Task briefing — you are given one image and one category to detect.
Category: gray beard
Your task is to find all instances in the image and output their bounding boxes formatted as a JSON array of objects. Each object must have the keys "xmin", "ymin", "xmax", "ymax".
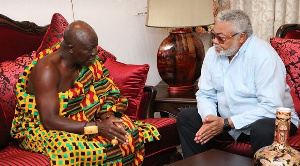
[{"xmin": 214, "ymin": 39, "xmax": 240, "ymax": 57}]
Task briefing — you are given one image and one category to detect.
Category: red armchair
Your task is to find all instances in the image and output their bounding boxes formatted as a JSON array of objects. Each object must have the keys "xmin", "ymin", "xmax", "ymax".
[{"xmin": 0, "ymin": 14, "xmax": 181, "ymax": 166}]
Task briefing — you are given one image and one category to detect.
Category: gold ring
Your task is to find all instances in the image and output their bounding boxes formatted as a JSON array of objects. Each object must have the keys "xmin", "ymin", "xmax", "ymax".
[{"xmin": 111, "ymin": 136, "xmax": 118, "ymax": 146}]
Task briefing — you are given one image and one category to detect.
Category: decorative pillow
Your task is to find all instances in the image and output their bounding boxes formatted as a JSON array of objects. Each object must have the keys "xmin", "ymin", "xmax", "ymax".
[
  {"xmin": 104, "ymin": 58, "xmax": 149, "ymax": 120},
  {"xmin": 97, "ymin": 46, "xmax": 117, "ymax": 62},
  {"xmin": 270, "ymin": 37, "xmax": 300, "ymax": 115},
  {"xmin": 36, "ymin": 13, "xmax": 69, "ymax": 54},
  {"xmin": 0, "ymin": 52, "xmax": 37, "ymax": 129}
]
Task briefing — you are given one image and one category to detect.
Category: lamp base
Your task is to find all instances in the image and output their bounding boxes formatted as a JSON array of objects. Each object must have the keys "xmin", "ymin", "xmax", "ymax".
[
  {"xmin": 168, "ymin": 84, "xmax": 196, "ymax": 92},
  {"xmin": 157, "ymin": 29, "xmax": 205, "ymax": 91}
]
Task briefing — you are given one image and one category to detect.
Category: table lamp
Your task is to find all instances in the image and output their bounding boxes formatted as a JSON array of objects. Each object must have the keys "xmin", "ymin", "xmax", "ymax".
[{"xmin": 146, "ymin": 0, "xmax": 214, "ymax": 92}]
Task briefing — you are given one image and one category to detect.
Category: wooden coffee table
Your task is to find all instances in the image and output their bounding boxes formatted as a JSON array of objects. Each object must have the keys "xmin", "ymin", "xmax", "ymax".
[{"xmin": 167, "ymin": 149, "xmax": 253, "ymax": 166}]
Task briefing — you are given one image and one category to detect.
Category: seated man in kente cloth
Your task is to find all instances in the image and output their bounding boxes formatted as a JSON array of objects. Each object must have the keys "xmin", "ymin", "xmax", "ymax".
[{"xmin": 10, "ymin": 20, "xmax": 160, "ymax": 166}]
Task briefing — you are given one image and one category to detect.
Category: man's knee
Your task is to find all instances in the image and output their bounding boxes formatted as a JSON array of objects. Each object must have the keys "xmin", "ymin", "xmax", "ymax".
[
  {"xmin": 177, "ymin": 107, "xmax": 202, "ymax": 133},
  {"xmin": 250, "ymin": 118, "xmax": 275, "ymax": 152},
  {"xmin": 250, "ymin": 118, "xmax": 275, "ymax": 137},
  {"xmin": 177, "ymin": 107, "xmax": 199, "ymax": 125}
]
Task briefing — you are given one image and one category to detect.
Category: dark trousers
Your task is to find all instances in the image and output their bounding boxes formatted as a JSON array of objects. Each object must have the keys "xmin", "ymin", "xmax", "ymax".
[{"xmin": 176, "ymin": 107, "xmax": 298, "ymax": 158}]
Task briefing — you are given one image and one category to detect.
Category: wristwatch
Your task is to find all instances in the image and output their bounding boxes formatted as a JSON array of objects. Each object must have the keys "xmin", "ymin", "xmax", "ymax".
[{"xmin": 223, "ymin": 118, "xmax": 231, "ymax": 131}]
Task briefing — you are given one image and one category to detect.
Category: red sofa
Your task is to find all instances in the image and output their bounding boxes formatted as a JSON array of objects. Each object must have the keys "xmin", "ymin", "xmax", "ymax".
[
  {"xmin": 0, "ymin": 14, "xmax": 182, "ymax": 166},
  {"xmin": 210, "ymin": 24, "xmax": 300, "ymax": 157}
]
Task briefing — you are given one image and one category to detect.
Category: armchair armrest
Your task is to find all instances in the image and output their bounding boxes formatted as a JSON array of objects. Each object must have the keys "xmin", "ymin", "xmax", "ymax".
[
  {"xmin": 143, "ymin": 85, "xmax": 157, "ymax": 119},
  {"xmin": 136, "ymin": 85, "xmax": 157, "ymax": 120},
  {"xmin": 138, "ymin": 85, "xmax": 182, "ymax": 119}
]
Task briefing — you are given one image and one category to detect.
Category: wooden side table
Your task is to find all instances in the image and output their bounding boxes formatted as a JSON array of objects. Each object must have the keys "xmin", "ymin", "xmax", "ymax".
[{"xmin": 154, "ymin": 81, "xmax": 197, "ymax": 117}]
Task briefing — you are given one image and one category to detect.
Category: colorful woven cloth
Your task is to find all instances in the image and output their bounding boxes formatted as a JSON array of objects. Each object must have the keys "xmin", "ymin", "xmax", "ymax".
[{"xmin": 11, "ymin": 44, "xmax": 160, "ymax": 166}]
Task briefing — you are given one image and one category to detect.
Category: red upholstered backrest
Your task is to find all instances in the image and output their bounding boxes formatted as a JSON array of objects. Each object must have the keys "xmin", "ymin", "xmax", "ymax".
[
  {"xmin": 276, "ymin": 24, "xmax": 300, "ymax": 39},
  {"xmin": 0, "ymin": 27, "xmax": 44, "ymax": 62},
  {"xmin": 284, "ymin": 30, "xmax": 300, "ymax": 39},
  {"xmin": 0, "ymin": 14, "xmax": 48, "ymax": 63}
]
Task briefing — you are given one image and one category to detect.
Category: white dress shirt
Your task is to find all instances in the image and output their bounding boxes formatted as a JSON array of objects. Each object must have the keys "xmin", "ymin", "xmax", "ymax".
[{"xmin": 196, "ymin": 35, "xmax": 299, "ymax": 140}]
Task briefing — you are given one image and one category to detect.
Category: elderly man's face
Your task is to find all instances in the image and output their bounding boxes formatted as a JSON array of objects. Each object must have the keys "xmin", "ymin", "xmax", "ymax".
[
  {"xmin": 211, "ymin": 21, "xmax": 242, "ymax": 57},
  {"xmin": 72, "ymin": 31, "xmax": 98, "ymax": 67}
]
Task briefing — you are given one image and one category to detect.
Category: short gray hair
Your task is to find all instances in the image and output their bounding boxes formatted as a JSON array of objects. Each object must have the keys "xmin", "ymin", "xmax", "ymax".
[{"xmin": 216, "ymin": 9, "xmax": 253, "ymax": 37}]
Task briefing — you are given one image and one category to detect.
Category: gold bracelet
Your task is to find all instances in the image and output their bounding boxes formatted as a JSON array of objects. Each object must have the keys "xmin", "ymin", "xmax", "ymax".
[{"xmin": 84, "ymin": 121, "xmax": 98, "ymax": 134}]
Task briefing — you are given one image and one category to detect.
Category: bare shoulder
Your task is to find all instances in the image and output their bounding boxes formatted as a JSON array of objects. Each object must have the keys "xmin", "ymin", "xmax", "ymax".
[{"xmin": 26, "ymin": 52, "xmax": 60, "ymax": 94}]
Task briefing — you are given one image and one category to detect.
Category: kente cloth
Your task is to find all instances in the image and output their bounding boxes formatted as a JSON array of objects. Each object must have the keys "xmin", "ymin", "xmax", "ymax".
[{"xmin": 10, "ymin": 43, "xmax": 161, "ymax": 166}]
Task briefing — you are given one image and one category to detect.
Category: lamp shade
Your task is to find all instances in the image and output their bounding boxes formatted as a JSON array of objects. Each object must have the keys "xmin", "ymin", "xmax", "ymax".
[{"xmin": 146, "ymin": 0, "xmax": 214, "ymax": 28}]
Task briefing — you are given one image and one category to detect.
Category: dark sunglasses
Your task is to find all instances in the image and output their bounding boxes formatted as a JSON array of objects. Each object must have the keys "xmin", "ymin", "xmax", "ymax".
[{"xmin": 209, "ymin": 31, "xmax": 239, "ymax": 44}]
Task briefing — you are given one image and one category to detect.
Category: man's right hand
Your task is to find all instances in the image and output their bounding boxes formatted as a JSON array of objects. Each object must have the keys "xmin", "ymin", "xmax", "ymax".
[
  {"xmin": 98, "ymin": 117, "xmax": 129, "ymax": 145},
  {"xmin": 194, "ymin": 115, "xmax": 224, "ymax": 145}
]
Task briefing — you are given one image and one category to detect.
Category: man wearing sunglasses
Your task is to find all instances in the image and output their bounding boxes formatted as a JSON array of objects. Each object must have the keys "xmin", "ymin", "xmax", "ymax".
[{"xmin": 177, "ymin": 9, "xmax": 299, "ymax": 158}]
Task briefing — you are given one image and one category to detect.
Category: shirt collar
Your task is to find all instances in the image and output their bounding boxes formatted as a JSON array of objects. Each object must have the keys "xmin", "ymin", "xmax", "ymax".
[{"xmin": 237, "ymin": 34, "xmax": 254, "ymax": 55}]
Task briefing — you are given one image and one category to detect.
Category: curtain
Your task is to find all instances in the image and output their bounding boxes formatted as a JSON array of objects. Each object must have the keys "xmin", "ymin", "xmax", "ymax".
[{"xmin": 216, "ymin": 0, "xmax": 300, "ymax": 41}]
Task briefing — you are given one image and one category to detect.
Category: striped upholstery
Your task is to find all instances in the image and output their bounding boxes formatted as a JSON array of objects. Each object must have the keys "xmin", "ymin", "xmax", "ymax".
[
  {"xmin": 211, "ymin": 132, "xmax": 300, "ymax": 158},
  {"xmin": 0, "ymin": 144, "xmax": 50, "ymax": 166},
  {"xmin": 141, "ymin": 118, "xmax": 180, "ymax": 166},
  {"xmin": 142, "ymin": 118, "xmax": 176, "ymax": 129},
  {"xmin": 211, "ymin": 139, "xmax": 253, "ymax": 158},
  {"xmin": 141, "ymin": 118, "xmax": 179, "ymax": 157}
]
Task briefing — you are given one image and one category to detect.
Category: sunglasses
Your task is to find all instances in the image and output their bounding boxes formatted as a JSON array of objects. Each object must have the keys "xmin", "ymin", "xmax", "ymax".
[{"xmin": 209, "ymin": 31, "xmax": 239, "ymax": 44}]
